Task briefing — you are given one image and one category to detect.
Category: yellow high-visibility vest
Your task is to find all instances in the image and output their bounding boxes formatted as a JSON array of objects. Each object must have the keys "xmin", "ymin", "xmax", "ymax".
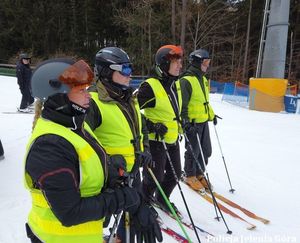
[
  {"xmin": 143, "ymin": 78, "xmax": 182, "ymax": 144},
  {"xmin": 183, "ymin": 75, "xmax": 215, "ymax": 123},
  {"xmin": 24, "ymin": 118, "xmax": 105, "ymax": 243},
  {"xmin": 90, "ymin": 92, "xmax": 143, "ymax": 172}
]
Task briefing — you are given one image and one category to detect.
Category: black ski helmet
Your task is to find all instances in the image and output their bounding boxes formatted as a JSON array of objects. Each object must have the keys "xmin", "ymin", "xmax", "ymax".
[
  {"xmin": 20, "ymin": 53, "xmax": 31, "ymax": 60},
  {"xmin": 155, "ymin": 45, "xmax": 183, "ymax": 77},
  {"xmin": 94, "ymin": 47, "xmax": 132, "ymax": 80},
  {"xmin": 188, "ymin": 49, "xmax": 210, "ymax": 67},
  {"xmin": 31, "ymin": 58, "xmax": 93, "ymax": 101}
]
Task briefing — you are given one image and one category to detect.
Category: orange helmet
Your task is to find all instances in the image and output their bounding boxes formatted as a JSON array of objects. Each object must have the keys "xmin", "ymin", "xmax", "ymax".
[{"xmin": 155, "ymin": 45, "xmax": 183, "ymax": 76}]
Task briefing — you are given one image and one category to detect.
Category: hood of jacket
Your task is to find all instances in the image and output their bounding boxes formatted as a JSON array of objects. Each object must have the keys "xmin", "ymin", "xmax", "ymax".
[{"xmin": 94, "ymin": 79, "xmax": 133, "ymax": 104}]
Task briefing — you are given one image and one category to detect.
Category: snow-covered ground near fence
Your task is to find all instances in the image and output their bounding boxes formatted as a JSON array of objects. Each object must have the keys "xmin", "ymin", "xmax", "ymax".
[{"xmin": 1, "ymin": 75, "xmax": 300, "ymax": 243}]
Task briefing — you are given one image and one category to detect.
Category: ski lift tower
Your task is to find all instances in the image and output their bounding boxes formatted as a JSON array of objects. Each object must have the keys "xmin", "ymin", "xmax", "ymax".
[{"xmin": 256, "ymin": 0, "xmax": 290, "ymax": 78}]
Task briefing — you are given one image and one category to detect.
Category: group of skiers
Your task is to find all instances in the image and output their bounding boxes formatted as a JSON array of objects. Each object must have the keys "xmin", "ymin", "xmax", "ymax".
[{"xmin": 24, "ymin": 44, "xmax": 217, "ymax": 243}]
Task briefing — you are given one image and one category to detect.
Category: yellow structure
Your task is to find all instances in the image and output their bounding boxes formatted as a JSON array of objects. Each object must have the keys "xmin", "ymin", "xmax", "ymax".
[{"xmin": 249, "ymin": 78, "xmax": 288, "ymax": 112}]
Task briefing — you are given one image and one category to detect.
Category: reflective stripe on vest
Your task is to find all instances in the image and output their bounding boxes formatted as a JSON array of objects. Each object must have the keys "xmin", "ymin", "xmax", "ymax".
[
  {"xmin": 143, "ymin": 78, "xmax": 182, "ymax": 144},
  {"xmin": 24, "ymin": 118, "xmax": 105, "ymax": 243},
  {"xmin": 184, "ymin": 75, "xmax": 215, "ymax": 123},
  {"xmin": 90, "ymin": 92, "xmax": 143, "ymax": 172}
]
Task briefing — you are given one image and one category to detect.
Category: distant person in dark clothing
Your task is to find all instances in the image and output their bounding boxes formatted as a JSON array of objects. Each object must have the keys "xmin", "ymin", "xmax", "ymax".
[
  {"xmin": 16, "ymin": 53, "xmax": 34, "ymax": 112},
  {"xmin": 0, "ymin": 139, "xmax": 4, "ymax": 160}
]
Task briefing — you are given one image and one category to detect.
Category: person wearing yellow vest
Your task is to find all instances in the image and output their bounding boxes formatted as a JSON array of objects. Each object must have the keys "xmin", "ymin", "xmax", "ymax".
[
  {"xmin": 24, "ymin": 58, "xmax": 142, "ymax": 243},
  {"xmin": 85, "ymin": 47, "xmax": 162, "ymax": 243},
  {"xmin": 180, "ymin": 49, "xmax": 218, "ymax": 191},
  {"xmin": 137, "ymin": 45, "xmax": 183, "ymax": 215}
]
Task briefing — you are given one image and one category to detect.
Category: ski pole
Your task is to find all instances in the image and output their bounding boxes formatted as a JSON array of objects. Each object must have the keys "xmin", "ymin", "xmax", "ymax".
[
  {"xmin": 183, "ymin": 132, "xmax": 220, "ymax": 221},
  {"xmin": 108, "ymin": 211, "xmax": 124, "ymax": 243},
  {"xmin": 184, "ymin": 132, "xmax": 232, "ymax": 234},
  {"xmin": 195, "ymin": 132, "xmax": 232, "ymax": 234},
  {"xmin": 147, "ymin": 167, "xmax": 193, "ymax": 243},
  {"xmin": 161, "ymin": 139, "xmax": 202, "ymax": 243},
  {"xmin": 125, "ymin": 156, "xmax": 142, "ymax": 243},
  {"xmin": 213, "ymin": 124, "xmax": 235, "ymax": 193},
  {"xmin": 108, "ymin": 171, "xmax": 135, "ymax": 243},
  {"xmin": 125, "ymin": 195, "xmax": 131, "ymax": 243},
  {"xmin": 194, "ymin": 132, "xmax": 220, "ymax": 219}
]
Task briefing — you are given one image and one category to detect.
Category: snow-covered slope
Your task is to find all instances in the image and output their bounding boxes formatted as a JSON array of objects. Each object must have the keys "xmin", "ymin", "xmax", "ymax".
[{"xmin": 1, "ymin": 75, "xmax": 300, "ymax": 242}]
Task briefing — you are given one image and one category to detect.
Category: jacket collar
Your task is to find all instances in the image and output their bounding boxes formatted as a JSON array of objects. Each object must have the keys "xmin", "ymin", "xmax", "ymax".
[
  {"xmin": 42, "ymin": 94, "xmax": 85, "ymax": 131},
  {"xmin": 95, "ymin": 80, "xmax": 133, "ymax": 104},
  {"xmin": 181, "ymin": 65, "xmax": 204, "ymax": 79}
]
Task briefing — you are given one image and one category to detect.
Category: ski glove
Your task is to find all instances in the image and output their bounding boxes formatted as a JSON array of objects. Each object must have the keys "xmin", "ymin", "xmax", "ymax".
[
  {"xmin": 146, "ymin": 120, "xmax": 168, "ymax": 138},
  {"xmin": 153, "ymin": 122, "xmax": 168, "ymax": 137},
  {"xmin": 213, "ymin": 116, "xmax": 218, "ymax": 125},
  {"xmin": 212, "ymin": 114, "xmax": 222, "ymax": 126},
  {"xmin": 131, "ymin": 203, "xmax": 163, "ymax": 243},
  {"xmin": 182, "ymin": 119, "xmax": 195, "ymax": 133},
  {"xmin": 107, "ymin": 154, "xmax": 127, "ymax": 188},
  {"xmin": 102, "ymin": 187, "xmax": 141, "ymax": 216},
  {"xmin": 136, "ymin": 151, "xmax": 155, "ymax": 168}
]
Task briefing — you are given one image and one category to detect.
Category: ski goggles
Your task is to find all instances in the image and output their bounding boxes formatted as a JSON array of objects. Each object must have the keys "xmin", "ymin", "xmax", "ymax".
[
  {"xmin": 109, "ymin": 63, "xmax": 133, "ymax": 77},
  {"xmin": 59, "ymin": 60, "xmax": 94, "ymax": 87}
]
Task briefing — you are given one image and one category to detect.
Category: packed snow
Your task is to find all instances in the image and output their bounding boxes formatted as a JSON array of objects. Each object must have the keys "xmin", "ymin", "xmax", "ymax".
[{"xmin": 0, "ymin": 75, "xmax": 300, "ymax": 243}]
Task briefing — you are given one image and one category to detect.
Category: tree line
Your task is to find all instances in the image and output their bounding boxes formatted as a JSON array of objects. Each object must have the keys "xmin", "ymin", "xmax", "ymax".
[{"xmin": 0, "ymin": 0, "xmax": 299, "ymax": 85}]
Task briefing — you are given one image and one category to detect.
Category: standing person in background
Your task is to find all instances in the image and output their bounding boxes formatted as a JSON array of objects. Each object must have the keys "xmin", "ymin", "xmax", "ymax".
[
  {"xmin": 137, "ymin": 45, "xmax": 183, "ymax": 214},
  {"xmin": 85, "ymin": 47, "xmax": 162, "ymax": 243},
  {"xmin": 0, "ymin": 139, "xmax": 4, "ymax": 160},
  {"xmin": 180, "ymin": 49, "xmax": 217, "ymax": 191},
  {"xmin": 16, "ymin": 53, "xmax": 34, "ymax": 112},
  {"xmin": 24, "ymin": 58, "xmax": 144, "ymax": 243}
]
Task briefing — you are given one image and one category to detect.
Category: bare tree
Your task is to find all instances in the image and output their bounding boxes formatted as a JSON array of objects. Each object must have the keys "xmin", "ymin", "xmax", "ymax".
[
  {"xmin": 172, "ymin": 0, "xmax": 176, "ymax": 42},
  {"xmin": 180, "ymin": 0, "xmax": 187, "ymax": 48},
  {"xmin": 242, "ymin": 0, "xmax": 252, "ymax": 82}
]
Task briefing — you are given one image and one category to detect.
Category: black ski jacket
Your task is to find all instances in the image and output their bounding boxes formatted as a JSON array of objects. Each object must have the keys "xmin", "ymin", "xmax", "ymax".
[
  {"xmin": 16, "ymin": 61, "xmax": 32, "ymax": 90},
  {"xmin": 25, "ymin": 94, "xmax": 120, "ymax": 227}
]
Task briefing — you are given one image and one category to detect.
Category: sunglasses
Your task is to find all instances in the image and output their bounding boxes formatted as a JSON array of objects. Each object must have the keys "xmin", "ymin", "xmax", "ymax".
[{"xmin": 109, "ymin": 63, "xmax": 133, "ymax": 77}]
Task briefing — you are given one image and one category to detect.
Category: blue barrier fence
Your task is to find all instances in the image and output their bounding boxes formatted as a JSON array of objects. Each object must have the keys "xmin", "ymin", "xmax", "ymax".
[
  {"xmin": 210, "ymin": 80, "xmax": 226, "ymax": 93},
  {"xmin": 221, "ymin": 82, "xmax": 249, "ymax": 107}
]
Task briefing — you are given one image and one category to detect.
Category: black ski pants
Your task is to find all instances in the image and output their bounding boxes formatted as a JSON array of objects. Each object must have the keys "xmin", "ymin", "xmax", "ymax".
[
  {"xmin": 141, "ymin": 140, "xmax": 181, "ymax": 203},
  {"xmin": 19, "ymin": 86, "xmax": 34, "ymax": 109},
  {"xmin": 184, "ymin": 121, "xmax": 212, "ymax": 177}
]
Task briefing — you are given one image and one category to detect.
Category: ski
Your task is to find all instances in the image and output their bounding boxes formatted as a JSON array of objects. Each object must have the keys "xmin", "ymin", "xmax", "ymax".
[
  {"xmin": 2, "ymin": 112, "xmax": 34, "ymax": 114},
  {"xmin": 2, "ymin": 110, "xmax": 34, "ymax": 114},
  {"xmin": 207, "ymin": 190, "xmax": 270, "ymax": 224},
  {"xmin": 157, "ymin": 215, "xmax": 189, "ymax": 243},
  {"xmin": 198, "ymin": 191, "xmax": 256, "ymax": 230},
  {"xmin": 181, "ymin": 180, "xmax": 256, "ymax": 230},
  {"xmin": 152, "ymin": 202, "xmax": 215, "ymax": 238}
]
